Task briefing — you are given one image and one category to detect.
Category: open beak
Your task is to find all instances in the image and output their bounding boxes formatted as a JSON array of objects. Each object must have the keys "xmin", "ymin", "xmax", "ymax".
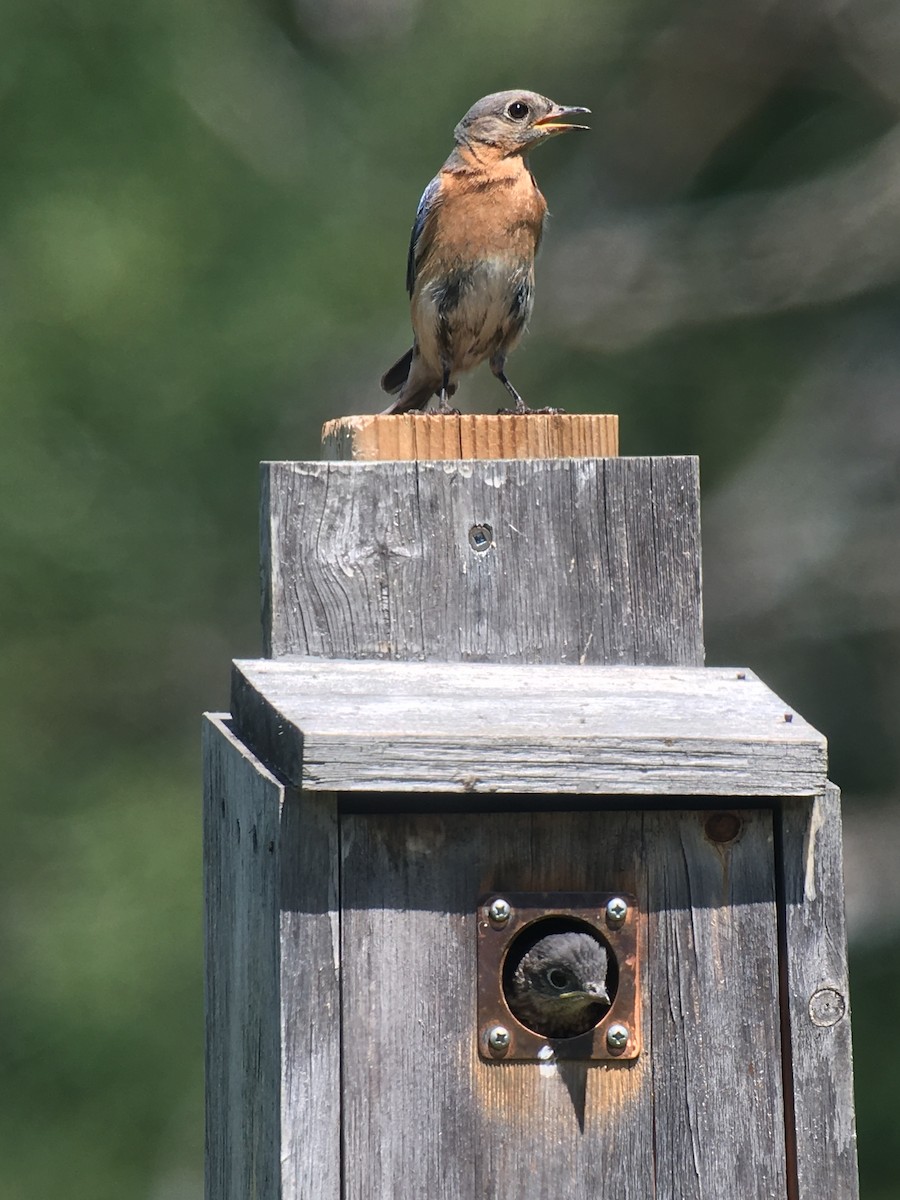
[{"xmin": 533, "ymin": 104, "xmax": 591, "ymax": 134}]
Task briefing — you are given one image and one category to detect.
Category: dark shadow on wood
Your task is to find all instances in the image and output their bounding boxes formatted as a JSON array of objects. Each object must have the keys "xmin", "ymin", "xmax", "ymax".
[
  {"xmin": 773, "ymin": 799, "xmax": 801, "ymax": 1200},
  {"xmin": 338, "ymin": 802, "xmax": 779, "ymax": 912},
  {"xmin": 339, "ymin": 791, "xmax": 777, "ymax": 817},
  {"xmin": 556, "ymin": 1061, "xmax": 588, "ymax": 1132}
]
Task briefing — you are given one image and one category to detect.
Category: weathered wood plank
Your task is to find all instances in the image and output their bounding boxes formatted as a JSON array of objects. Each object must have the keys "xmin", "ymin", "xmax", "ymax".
[
  {"xmin": 203, "ymin": 714, "xmax": 282, "ymax": 1200},
  {"xmin": 230, "ymin": 659, "xmax": 828, "ymax": 797},
  {"xmin": 202, "ymin": 714, "xmax": 341, "ymax": 1200},
  {"xmin": 340, "ymin": 807, "xmax": 785, "ymax": 1200},
  {"xmin": 341, "ymin": 809, "xmax": 652, "ymax": 1200},
  {"xmin": 278, "ymin": 786, "xmax": 341, "ymax": 1200},
  {"xmin": 321, "ymin": 412, "xmax": 619, "ymax": 461},
  {"xmin": 647, "ymin": 808, "xmax": 787, "ymax": 1199},
  {"xmin": 261, "ymin": 456, "xmax": 704, "ymax": 665},
  {"xmin": 779, "ymin": 786, "xmax": 859, "ymax": 1199}
]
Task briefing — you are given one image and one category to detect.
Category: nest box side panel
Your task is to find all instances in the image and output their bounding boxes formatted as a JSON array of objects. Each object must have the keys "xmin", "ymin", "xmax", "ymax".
[
  {"xmin": 261, "ymin": 456, "xmax": 703, "ymax": 666},
  {"xmin": 339, "ymin": 807, "xmax": 786, "ymax": 1200},
  {"xmin": 203, "ymin": 715, "xmax": 282, "ymax": 1200},
  {"xmin": 781, "ymin": 786, "xmax": 859, "ymax": 1199},
  {"xmin": 202, "ymin": 715, "xmax": 341, "ymax": 1200}
]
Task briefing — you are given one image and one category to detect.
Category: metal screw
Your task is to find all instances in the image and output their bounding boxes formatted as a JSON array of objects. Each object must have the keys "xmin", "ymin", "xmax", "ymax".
[
  {"xmin": 468, "ymin": 523, "xmax": 493, "ymax": 552},
  {"xmin": 487, "ymin": 1025, "xmax": 511, "ymax": 1055},
  {"xmin": 606, "ymin": 896, "xmax": 628, "ymax": 926},
  {"xmin": 606, "ymin": 1023, "xmax": 629, "ymax": 1051},
  {"xmin": 487, "ymin": 898, "xmax": 511, "ymax": 925}
]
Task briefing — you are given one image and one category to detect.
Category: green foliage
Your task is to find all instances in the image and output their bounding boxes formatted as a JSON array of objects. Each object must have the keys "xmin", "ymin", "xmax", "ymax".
[{"xmin": 2, "ymin": 0, "xmax": 898, "ymax": 1195}]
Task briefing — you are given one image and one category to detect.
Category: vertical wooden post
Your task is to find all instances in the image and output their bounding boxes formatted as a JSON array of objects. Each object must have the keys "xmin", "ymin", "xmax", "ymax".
[
  {"xmin": 204, "ymin": 413, "xmax": 858, "ymax": 1200},
  {"xmin": 263, "ymin": 414, "xmax": 702, "ymax": 665}
]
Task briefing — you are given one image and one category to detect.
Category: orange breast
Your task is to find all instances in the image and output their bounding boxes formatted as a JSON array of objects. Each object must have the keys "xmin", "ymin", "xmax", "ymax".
[{"xmin": 429, "ymin": 162, "xmax": 547, "ymax": 268}]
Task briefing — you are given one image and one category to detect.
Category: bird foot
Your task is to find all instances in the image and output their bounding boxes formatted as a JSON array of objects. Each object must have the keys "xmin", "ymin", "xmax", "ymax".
[
  {"xmin": 496, "ymin": 405, "xmax": 567, "ymax": 415},
  {"xmin": 434, "ymin": 389, "xmax": 460, "ymax": 415}
]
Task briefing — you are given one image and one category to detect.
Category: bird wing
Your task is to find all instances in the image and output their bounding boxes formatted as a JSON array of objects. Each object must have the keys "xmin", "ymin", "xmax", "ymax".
[{"xmin": 406, "ymin": 175, "xmax": 442, "ymax": 297}]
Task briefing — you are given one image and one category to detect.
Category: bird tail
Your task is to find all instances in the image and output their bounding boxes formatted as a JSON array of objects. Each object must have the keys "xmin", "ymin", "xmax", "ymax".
[
  {"xmin": 381, "ymin": 385, "xmax": 437, "ymax": 415},
  {"xmin": 381, "ymin": 348, "xmax": 413, "ymax": 395},
  {"xmin": 380, "ymin": 346, "xmax": 442, "ymax": 413}
]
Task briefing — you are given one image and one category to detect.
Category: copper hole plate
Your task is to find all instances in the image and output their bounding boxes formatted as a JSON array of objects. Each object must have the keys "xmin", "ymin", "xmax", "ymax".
[{"xmin": 477, "ymin": 891, "xmax": 642, "ymax": 1063}]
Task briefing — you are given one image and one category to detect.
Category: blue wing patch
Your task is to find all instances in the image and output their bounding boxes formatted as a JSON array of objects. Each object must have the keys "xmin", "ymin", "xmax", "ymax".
[{"xmin": 406, "ymin": 176, "xmax": 441, "ymax": 296}]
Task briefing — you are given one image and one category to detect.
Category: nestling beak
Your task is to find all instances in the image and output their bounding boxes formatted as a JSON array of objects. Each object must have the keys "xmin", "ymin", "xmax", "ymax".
[
  {"xmin": 533, "ymin": 104, "xmax": 591, "ymax": 134},
  {"xmin": 559, "ymin": 982, "xmax": 610, "ymax": 1005},
  {"xmin": 586, "ymin": 981, "xmax": 610, "ymax": 1003}
]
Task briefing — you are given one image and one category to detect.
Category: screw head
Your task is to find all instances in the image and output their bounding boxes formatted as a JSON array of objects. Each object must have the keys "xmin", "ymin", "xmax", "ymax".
[
  {"xmin": 468, "ymin": 523, "xmax": 493, "ymax": 552},
  {"xmin": 487, "ymin": 1025, "xmax": 511, "ymax": 1055},
  {"xmin": 606, "ymin": 896, "xmax": 628, "ymax": 926},
  {"xmin": 487, "ymin": 898, "xmax": 511, "ymax": 925},
  {"xmin": 606, "ymin": 1023, "xmax": 629, "ymax": 1052}
]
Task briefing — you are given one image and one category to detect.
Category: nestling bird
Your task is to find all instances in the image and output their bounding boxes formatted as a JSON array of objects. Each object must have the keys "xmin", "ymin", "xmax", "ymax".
[
  {"xmin": 507, "ymin": 930, "xmax": 610, "ymax": 1038},
  {"xmin": 381, "ymin": 90, "xmax": 589, "ymax": 416}
]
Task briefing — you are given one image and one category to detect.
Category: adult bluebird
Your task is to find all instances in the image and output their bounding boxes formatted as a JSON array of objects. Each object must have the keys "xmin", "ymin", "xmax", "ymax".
[{"xmin": 381, "ymin": 90, "xmax": 589, "ymax": 415}]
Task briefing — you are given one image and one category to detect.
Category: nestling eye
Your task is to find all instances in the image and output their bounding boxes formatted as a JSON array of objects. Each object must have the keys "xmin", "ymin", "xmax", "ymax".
[
  {"xmin": 507, "ymin": 100, "xmax": 530, "ymax": 120},
  {"xmin": 546, "ymin": 967, "xmax": 570, "ymax": 990}
]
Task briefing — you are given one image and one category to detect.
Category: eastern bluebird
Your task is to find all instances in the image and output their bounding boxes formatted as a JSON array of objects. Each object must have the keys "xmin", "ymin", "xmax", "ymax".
[
  {"xmin": 506, "ymin": 930, "xmax": 610, "ymax": 1038},
  {"xmin": 381, "ymin": 90, "xmax": 589, "ymax": 415}
]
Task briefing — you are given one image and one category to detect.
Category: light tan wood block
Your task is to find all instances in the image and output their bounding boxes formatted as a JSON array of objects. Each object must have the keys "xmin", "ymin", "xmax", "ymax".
[{"xmin": 321, "ymin": 413, "xmax": 618, "ymax": 461}]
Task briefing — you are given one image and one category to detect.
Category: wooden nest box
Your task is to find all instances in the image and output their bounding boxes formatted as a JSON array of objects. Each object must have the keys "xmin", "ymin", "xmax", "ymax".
[{"xmin": 203, "ymin": 413, "xmax": 858, "ymax": 1200}]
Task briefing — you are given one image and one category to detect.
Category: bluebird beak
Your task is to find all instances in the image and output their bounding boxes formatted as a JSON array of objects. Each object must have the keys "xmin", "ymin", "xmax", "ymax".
[
  {"xmin": 559, "ymin": 982, "xmax": 610, "ymax": 1005},
  {"xmin": 583, "ymin": 981, "xmax": 610, "ymax": 1004},
  {"xmin": 533, "ymin": 104, "xmax": 591, "ymax": 134}
]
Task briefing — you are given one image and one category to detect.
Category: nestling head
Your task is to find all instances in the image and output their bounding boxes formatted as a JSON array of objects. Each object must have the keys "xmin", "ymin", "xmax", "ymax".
[
  {"xmin": 507, "ymin": 929, "xmax": 610, "ymax": 1037},
  {"xmin": 454, "ymin": 90, "xmax": 590, "ymax": 156}
]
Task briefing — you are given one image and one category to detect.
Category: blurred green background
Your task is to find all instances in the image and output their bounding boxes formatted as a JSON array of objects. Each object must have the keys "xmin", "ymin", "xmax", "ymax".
[{"xmin": 3, "ymin": 0, "xmax": 899, "ymax": 1195}]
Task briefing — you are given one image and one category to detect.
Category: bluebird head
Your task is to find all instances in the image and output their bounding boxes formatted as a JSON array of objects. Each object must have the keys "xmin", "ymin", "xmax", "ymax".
[
  {"xmin": 507, "ymin": 929, "xmax": 610, "ymax": 1038},
  {"xmin": 454, "ymin": 90, "xmax": 590, "ymax": 156}
]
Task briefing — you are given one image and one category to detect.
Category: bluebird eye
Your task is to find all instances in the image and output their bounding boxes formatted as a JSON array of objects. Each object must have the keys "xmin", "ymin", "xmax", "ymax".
[
  {"xmin": 547, "ymin": 967, "xmax": 570, "ymax": 990},
  {"xmin": 507, "ymin": 101, "xmax": 529, "ymax": 120}
]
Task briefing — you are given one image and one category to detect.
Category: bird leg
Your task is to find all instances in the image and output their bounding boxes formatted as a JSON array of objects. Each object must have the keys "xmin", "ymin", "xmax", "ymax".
[
  {"xmin": 491, "ymin": 356, "xmax": 565, "ymax": 415},
  {"xmin": 435, "ymin": 367, "xmax": 460, "ymax": 415}
]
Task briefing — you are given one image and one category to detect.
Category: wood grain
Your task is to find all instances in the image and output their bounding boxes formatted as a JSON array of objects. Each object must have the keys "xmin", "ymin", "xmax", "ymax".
[
  {"xmin": 779, "ymin": 786, "xmax": 859, "ymax": 1199},
  {"xmin": 340, "ymin": 807, "xmax": 784, "ymax": 1200},
  {"xmin": 261, "ymin": 456, "xmax": 703, "ymax": 664},
  {"xmin": 230, "ymin": 659, "xmax": 828, "ymax": 797},
  {"xmin": 278, "ymin": 784, "xmax": 341, "ymax": 1200},
  {"xmin": 202, "ymin": 714, "xmax": 341, "ymax": 1200},
  {"xmin": 646, "ymin": 808, "xmax": 787, "ymax": 1199},
  {"xmin": 321, "ymin": 412, "xmax": 619, "ymax": 461},
  {"xmin": 203, "ymin": 714, "xmax": 282, "ymax": 1200}
]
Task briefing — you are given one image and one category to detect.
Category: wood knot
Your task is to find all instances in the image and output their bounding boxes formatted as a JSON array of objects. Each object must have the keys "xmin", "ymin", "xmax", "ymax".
[
  {"xmin": 704, "ymin": 812, "xmax": 742, "ymax": 845},
  {"xmin": 808, "ymin": 987, "xmax": 846, "ymax": 1027}
]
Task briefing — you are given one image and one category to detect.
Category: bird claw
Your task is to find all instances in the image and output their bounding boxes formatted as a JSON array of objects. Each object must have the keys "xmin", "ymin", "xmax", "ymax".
[
  {"xmin": 496, "ymin": 405, "xmax": 567, "ymax": 416},
  {"xmin": 434, "ymin": 389, "xmax": 460, "ymax": 415}
]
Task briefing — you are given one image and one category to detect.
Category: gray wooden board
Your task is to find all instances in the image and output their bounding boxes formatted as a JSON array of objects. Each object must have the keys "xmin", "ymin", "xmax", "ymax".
[
  {"xmin": 261, "ymin": 456, "xmax": 704, "ymax": 666},
  {"xmin": 340, "ymin": 807, "xmax": 786, "ymax": 1200},
  {"xmin": 780, "ymin": 787, "xmax": 859, "ymax": 1198},
  {"xmin": 646, "ymin": 808, "xmax": 787, "ymax": 1199},
  {"xmin": 203, "ymin": 714, "xmax": 282, "ymax": 1200},
  {"xmin": 230, "ymin": 658, "xmax": 827, "ymax": 797},
  {"xmin": 202, "ymin": 714, "xmax": 341, "ymax": 1200},
  {"xmin": 278, "ymin": 785, "xmax": 341, "ymax": 1200}
]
